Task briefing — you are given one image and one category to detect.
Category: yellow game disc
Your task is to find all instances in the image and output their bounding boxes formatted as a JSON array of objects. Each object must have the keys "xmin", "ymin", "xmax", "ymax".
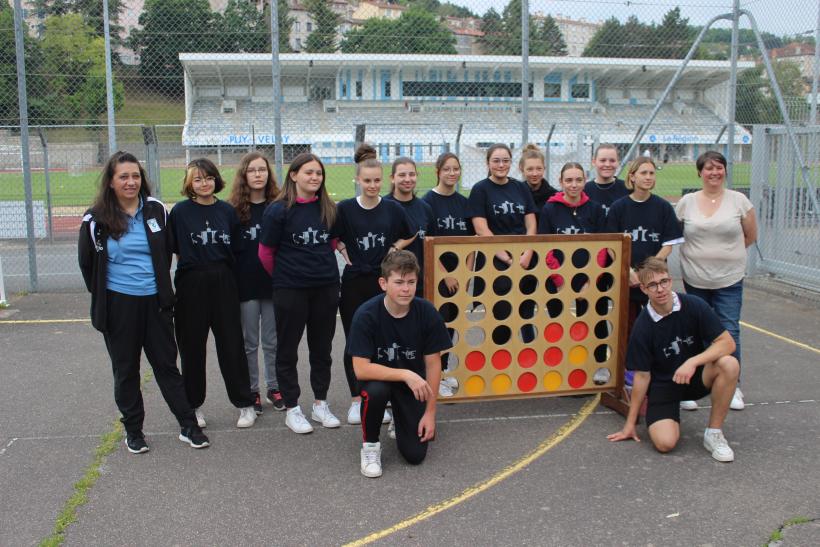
[
  {"xmin": 568, "ymin": 345, "xmax": 589, "ymax": 365},
  {"xmin": 543, "ymin": 371, "xmax": 562, "ymax": 391},
  {"xmin": 491, "ymin": 374, "xmax": 512, "ymax": 394},
  {"xmin": 464, "ymin": 375, "xmax": 486, "ymax": 396}
]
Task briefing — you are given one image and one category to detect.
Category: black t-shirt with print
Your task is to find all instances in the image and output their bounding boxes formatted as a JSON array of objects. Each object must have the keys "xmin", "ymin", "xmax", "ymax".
[
  {"xmin": 606, "ymin": 194, "xmax": 683, "ymax": 303},
  {"xmin": 235, "ymin": 202, "xmax": 272, "ymax": 301},
  {"xmin": 169, "ymin": 199, "xmax": 243, "ymax": 270},
  {"xmin": 467, "ymin": 177, "xmax": 537, "ymax": 235},
  {"xmin": 260, "ymin": 199, "xmax": 339, "ymax": 289},
  {"xmin": 384, "ymin": 194, "xmax": 435, "ymax": 293},
  {"xmin": 529, "ymin": 178, "xmax": 558, "ymax": 222},
  {"xmin": 422, "ymin": 189, "xmax": 475, "ymax": 273},
  {"xmin": 335, "ymin": 198, "xmax": 413, "ymax": 280},
  {"xmin": 627, "ymin": 293, "xmax": 725, "ymax": 388},
  {"xmin": 537, "ymin": 200, "xmax": 605, "ymax": 235},
  {"xmin": 347, "ymin": 294, "xmax": 452, "ymax": 378},
  {"xmin": 584, "ymin": 178, "xmax": 629, "ymax": 216}
]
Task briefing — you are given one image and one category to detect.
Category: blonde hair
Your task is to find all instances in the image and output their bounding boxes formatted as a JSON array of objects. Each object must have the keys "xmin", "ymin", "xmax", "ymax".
[
  {"xmin": 518, "ymin": 143, "xmax": 545, "ymax": 172},
  {"xmin": 625, "ymin": 157, "xmax": 657, "ymax": 192},
  {"xmin": 636, "ymin": 256, "xmax": 669, "ymax": 285}
]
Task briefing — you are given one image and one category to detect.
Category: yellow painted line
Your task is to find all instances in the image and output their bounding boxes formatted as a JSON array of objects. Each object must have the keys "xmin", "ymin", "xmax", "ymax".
[
  {"xmin": 344, "ymin": 394, "xmax": 600, "ymax": 547},
  {"xmin": 0, "ymin": 318, "xmax": 89, "ymax": 324},
  {"xmin": 741, "ymin": 321, "xmax": 820, "ymax": 356}
]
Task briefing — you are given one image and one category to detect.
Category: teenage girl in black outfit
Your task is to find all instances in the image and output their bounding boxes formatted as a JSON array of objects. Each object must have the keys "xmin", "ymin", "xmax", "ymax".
[
  {"xmin": 79, "ymin": 151, "xmax": 208, "ymax": 453},
  {"xmin": 169, "ymin": 158, "xmax": 256, "ymax": 430},
  {"xmin": 336, "ymin": 144, "xmax": 413, "ymax": 425}
]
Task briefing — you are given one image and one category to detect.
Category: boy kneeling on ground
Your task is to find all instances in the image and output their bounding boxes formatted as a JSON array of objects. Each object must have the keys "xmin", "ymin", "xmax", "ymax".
[
  {"xmin": 348, "ymin": 250, "xmax": 452, "ymax": 477},
  {"xmin": 608, "ymin": 257, "xmax": 740, "ymax": 462}
]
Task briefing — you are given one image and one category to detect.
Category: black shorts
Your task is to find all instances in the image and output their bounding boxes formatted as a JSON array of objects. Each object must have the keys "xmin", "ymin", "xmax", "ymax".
[{"xmin": 645, "ymin": 366, "xmax": 711, "ymax": 426}]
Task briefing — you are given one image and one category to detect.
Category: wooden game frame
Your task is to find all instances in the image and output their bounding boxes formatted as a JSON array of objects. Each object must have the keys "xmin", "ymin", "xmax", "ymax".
[{"xmin": 424, "ymin": 234, "xmax": 631, "ymax": 413}]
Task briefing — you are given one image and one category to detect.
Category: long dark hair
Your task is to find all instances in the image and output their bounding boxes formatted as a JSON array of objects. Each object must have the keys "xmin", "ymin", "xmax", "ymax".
[
  {"xmin": 228, "ymin": 152, "xmax": 279, "ymax": 224},
  {"xmin": 91, "ymin": 151, "xmax": 151, "ymax": 239},
  {"xmin": 275, "ymin": 152, "xmax": 336, "ymax": 228}
]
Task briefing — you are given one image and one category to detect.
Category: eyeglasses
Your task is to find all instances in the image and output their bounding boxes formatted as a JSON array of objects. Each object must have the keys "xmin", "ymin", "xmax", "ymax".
[
  {"xmin": 643, "ymin": 278, "xmax": 672, "ymax": 292},
  {"xmin": 490, "ymin": 158, "xmax": 511, "ymax": 165},
  {"xmin": 193, "ymin": 176, "xmax": 216, "ymax": 183},
  {"xmin": 246, "ymin": 167, "xmax": 268, "ymax": 175}
]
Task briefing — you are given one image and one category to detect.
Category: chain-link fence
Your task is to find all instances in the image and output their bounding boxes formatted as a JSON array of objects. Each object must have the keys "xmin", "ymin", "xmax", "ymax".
[{"xmin": 1, "ymin": 0, "xmax": 818, "ymax": 293}]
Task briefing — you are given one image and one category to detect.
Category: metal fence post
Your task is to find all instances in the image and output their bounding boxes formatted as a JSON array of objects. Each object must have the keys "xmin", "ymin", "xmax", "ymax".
[
  {"xmin": 811, "ymin": 2, "xmax": 820, "ymax": 125},
  {"xmin": 725, "ymin": 0, "xmax": 740, "ymax": 188},
  {"xmin": 102, "ymin": 0, "xmax": 117, "ymax": 154},
  {"xmin": 270, "ymin": 0, "xmax": 284, "ymax": 183},
  {"xmin": 142, "ymin": 125, "xmax": 160, "ymax": 198},
  {"xmin": 521, "ymin": 0, "xmax": 529, "ymax": 147},
  {"xmin": 36, "ymin": 128, "xmax": 53, "ymax": 243},
  {"xmin": 13, "ymin": 0, "xmax": 38, "ymax": 292}
]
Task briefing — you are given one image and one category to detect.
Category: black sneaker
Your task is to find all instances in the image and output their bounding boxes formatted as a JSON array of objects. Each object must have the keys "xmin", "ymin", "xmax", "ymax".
[
  {"xmin": 267, "ymin": 389, "xmax": 285, "ymax": 411},
  {"xmin": 253, "ymin": 392, "xmax": 264, "ymax": 415},
  {"xmin": 179, "ymin": 425, "xmax": 210, "ymax": 449},
  {"xmin": 125, "ymin": 432, "xmax": 149, "ymax": 454}
]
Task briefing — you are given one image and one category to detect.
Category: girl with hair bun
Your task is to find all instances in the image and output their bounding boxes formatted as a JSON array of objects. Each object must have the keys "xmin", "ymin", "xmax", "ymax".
[
  {"xmin": 335, "ymin": 144, "xmax": 413, "ymax": 425},
  {"xmin": 228, "ymin": 152, "xmax": 281, "ymax": 415},
  {"xmin": 518, "ymin": 143, "xmax": 557, "ymax": 222},
  {"xmin": 169, "ymin": 158, "xmax": 257, "ymax": 431}
]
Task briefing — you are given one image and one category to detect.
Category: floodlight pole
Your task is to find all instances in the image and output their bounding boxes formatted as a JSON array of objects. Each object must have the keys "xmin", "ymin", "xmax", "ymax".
[
  {"xmin": 102, "ymin": 0, "xmax": 117, "ymax": 153},
  {"xmin": 270, "ymin": 0, "xmax": 284, "ymax": 183}
]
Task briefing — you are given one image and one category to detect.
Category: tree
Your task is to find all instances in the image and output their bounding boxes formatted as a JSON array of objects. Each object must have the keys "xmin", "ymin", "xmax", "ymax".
[
  {"xmin": 477, "ymin": 8, "xmax": 505, "ymax": 54},
  {"xmin": 39, "ymin": 14, "xmax": 124, "ymax": 123},
  {"xmin": 129, "ymin": 0, "xmax": 218, "ymax": 96},
  {"xmin": 304, "ymin": 0, "xmax": 340, "ymax": 53},
  {"xmin": 32, "ymin": 0, "xmax": 124, "ymax": 48},
  {"xmin": 655, "ymin": 7, "xmax": 690, "ymax": 59},
  {"xmin": 583, "ymin": 17, "xmax": 624, "ymax": 57},
  {"xmin": 0, "ymin": 4, "xmax": 48, "ymax": 124},
  {"xmin": 262, "ymin": 0, "xmax": 294, "ymax": 53},
  {"xmin": 533, "ymin": 15, "xmax": 567, "ymax": 56},
  {"xmin": 736, "ymin": 62, "xmax": 806, "ymax": 125},
  {"xmin": 217, "ymin": 0, "xmax": 269, "ymax": 53},
  {"xmin": 341, "ymin": 9, "xmax": 456, "ymax": 54}
]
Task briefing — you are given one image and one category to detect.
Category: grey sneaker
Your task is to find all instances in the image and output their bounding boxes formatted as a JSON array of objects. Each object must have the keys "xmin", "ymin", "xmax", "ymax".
[
  {"xmin": 311, "ymin": 401, "xmax": 341, "ymax": 428},
  {"xmin": 360, "ymin": 442, "xmax": 382, "ymax": 478},
  {"xmin": 703, "ymin": 430, "xmax": 734, "ymax": 462},
  {"xmin": 286, "ymin": 406, "xmax": 314, "ymax": 434},
  {"xmin": 236, "ymin": 406, "xmax": 257, "ymax": 428}
]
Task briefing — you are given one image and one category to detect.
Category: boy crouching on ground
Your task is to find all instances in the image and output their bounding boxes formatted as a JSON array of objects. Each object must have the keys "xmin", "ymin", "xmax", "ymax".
[
  {"xmin": 608, "ymin": 257, "xmax": 740, "ymax": 462},
  {"xmin": 347, "ymin": 250, "xmax": 452, "ymax": 477}
]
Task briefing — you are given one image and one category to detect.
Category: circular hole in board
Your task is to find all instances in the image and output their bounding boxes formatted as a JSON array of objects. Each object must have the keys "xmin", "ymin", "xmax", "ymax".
[
  {"xmin": 594, "ymin": 344, "xmax": 612, "ymax": 364},
  {"xmin": 518, "ymin": 299, "xmax": 537, "ymax": 320},
  {"xmin": 595, "ymin": 320, "xmax": 613, "ymax": 340},
  {"xmin": 596, "ymin": 272, "xmax": 615, "ymax": 292},
  {"xmin": 545, "ymin": 249, "xmax": 564, "ymax": 270},
  {"xmin": 438, "ymin": 302, "xmax": 459, "ymax": 323},
  {"xmin": 466, "ymin": 302, "xmax": 486, "ymax": 322},
  {"xmin": 519, "ymin": 274, "xmax": 538, "ymax": 295},
  {"xmin": 602, "ymin": 247, "xmax": 616, "ymax": 266},
  {"xmin": 472, "ymin": 251, "xmax": 487, "ymax": 272},
  {"xmin": 465, "ymin": 326, "xmax": 485, "ymax": 347},
  {"xmin": 593, "ymin": 367, "xmax": 611, "ymax": 385},
  {"xmin": 571, "ymin": 248, "xmax": 590, "ymax": 268},
  {"xmin": 521, "ymin": 250, "xmax": 539, "ymax": 270},
  {"xmin": 439, "ymin": 251, "xmax": 459, "ymax": 273},
  {"xmin": 492, "ymin": 301, "xmax": 512, "ymax": 321},
  {"xmin": 596, "ymin": 296, "xmax": 614, "ymax": 316},
  {"xmin": 571, "ymin": 273, "xmax": 590, "ymax": 294},
  {"xmin": 545, "ymin": 274, "xmax": 565, "ymax": 295},
  {"xmin": 438, "ymin": 278, "xmax": 459, "ymax": 298},
  {"xmin": 492, "ymin": 325, "xmax": 512, "ymax": 345},
  {"xmin": 518, "ymin": 324, "xmax": 537, "ymax": 344},
  {"xmin": 492, "ymin": 275, "xmax": 513, "ymax": 296},
  {"xmin": 571, "ymin": 298, "xmax": 589, "ymax": 318},
  {"xmin": 468, "ymin": 276, "xmax": 486, "ymax": 297},
  {"xmin": 492, "ymin": 252, "xmax": 512, "ymax": 272},
  {"xmin": 546, "ymin": 298, "xmax": 563, "ymax": 318}
]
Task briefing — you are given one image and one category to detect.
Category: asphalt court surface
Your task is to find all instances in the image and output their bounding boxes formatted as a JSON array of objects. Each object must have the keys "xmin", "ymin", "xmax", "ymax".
[{"xmin": 0, "ymin": 287, "xmax": 818, "ymax": 546}]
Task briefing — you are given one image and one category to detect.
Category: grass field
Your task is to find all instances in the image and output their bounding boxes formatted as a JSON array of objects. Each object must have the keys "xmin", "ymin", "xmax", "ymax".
[{"xmin": 0, "ymin": 162, "xmax": 751, "ymax": 209}]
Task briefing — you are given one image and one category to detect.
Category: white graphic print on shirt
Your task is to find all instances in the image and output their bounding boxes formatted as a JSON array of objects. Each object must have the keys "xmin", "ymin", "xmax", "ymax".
[
  {"xmin": 662, "ymin": 335, "xmax": 695, "ymax": 357},
  {"xmin": 244, "ymin": 223, "xmax": 260, "ymax": 241},
  {"xmin": 190, "ymin": 220, "xmax": 230, "ymax": 246},
  {"xmin": 438, "ymin": 214, "xmax": 468, "ymax": 232},
  {"xmin": 377, "ymin": 342, "xmax": 417, "ymax": 362},
  {"xmin": 357, "ymin": 231, "xmax": 387, "ymax": 251},
  {"xmin": 493, "ymin": 200, "xmax": 525, "ymax": 215},
  {"xmin": 628, "ymin": 225, "xmax": 660, "ymax": 243},
  {"xmin": 292, "ymin": 226, "xmax": 330, "ymax": 246},
  {"xmin": 560, "ymin": 225, "xmax": 582, "ymax": 235}
]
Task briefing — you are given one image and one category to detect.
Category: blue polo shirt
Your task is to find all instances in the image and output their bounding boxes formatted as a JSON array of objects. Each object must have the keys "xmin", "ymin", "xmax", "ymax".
[{"xmin": 107, "ymin": 200, "xmax": 157, "ymax": 296}]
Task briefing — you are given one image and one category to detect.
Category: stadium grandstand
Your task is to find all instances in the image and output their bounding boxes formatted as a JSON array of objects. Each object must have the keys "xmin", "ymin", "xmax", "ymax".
[{"xmin": 180, "ymin": 53, "xmax": 754, "ymax": 183}]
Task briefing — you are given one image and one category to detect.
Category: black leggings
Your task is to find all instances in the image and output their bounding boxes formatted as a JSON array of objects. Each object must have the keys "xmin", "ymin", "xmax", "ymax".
[
  {"xmin": 272, "ymin": 284, "xmax": 339, "ymax": 408},
  {"xmin": 339, "ymin": 274, "xmax": 382, "ymax": 397},
  {"xmin": 360, "ymin": 380, "xmax": 428, "ymax": 465}
]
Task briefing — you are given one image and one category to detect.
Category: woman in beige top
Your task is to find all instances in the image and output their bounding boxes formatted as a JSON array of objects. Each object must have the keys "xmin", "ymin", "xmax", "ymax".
[{"xmin": 675, "ymin": 151, "xmax": 757, "ymax": 412}]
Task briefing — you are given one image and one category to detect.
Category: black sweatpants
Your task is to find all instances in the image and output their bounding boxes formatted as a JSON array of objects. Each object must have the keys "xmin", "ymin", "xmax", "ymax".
[
  {"xmin": 360, "ymin": 380, "xmax": 428, "ymax": 465},
  {"xmin": 102, "ymin": 290, "xmax": 196, "ymax": 435},
  {"xmin": 174, "ymin": 264, "xmax": 253, "ymax": 409},
  {"xmin": 339, "ymin": 274, "xmax": 381, "ymax": 397},
  {"xmin": 272, "ymin": 283, "xmax": 339, "ymax": 408}
]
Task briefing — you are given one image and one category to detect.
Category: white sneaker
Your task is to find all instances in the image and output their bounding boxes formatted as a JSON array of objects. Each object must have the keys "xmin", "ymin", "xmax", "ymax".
[
  {"xmin": 680, "ymin": 400, "xmax": 699, "ymax": 411},
  {"xmin": 360, "ymin": 442, "xmax": 383, "ymax": 478},
  {"xmin": 286, "ymin": 406, "xmax": 314, "ymax": 434},
  {"xmin": 382, "ymin": 409, "xmax": 392, "ymax": 424},
  {"xmin": 703, "ymin": 429, "xmax": 734, "ymax": 462},
  {"xmin": 439, "ymin": 382, "xmax": 454, "ymax": 397},
  {"xmin": 730, "ymin": 387, "xmax": 745, "ymax": 410},
  {"xmin": 194, "ymin": 408, "xmax": 207, "ymax": 428},
  {"xmin": 236, "ymin": 406, "xmax": 257, "ymax": 428},
  {"xmin": 311, "ymin": 401, "xmax": 341, "ymax": 428},
  {"xmin": 441, "ymin": 376, "xmax": 459, "ymax": 389},
  {"xmin": 387, "ymin": 418, "xmax": 396, "ymax": 439},
  {"xmin": 347, "ymin": 401, "xmax": 361, "ymax": 425}
]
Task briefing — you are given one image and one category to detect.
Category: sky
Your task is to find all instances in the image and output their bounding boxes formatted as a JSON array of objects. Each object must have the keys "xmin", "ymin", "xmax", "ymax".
[{"xmin": 449, "ymin": 0, "xmax": 819, "ymax": 38}]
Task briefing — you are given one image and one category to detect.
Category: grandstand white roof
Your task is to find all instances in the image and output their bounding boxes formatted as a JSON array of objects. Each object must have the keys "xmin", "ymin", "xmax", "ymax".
[{"xmin": 179, "ymin": 53, "xmax": 754, "ymax": 89}]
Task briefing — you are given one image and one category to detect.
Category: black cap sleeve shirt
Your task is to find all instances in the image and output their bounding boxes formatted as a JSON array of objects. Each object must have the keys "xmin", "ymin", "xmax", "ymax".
[
  {"xmin": 346, "ymin": 295, "xmax": 453, "ymax": 378},
  {"xmin": 537, "ymin": 200, "xmax": 605, "ymax": 235},
  {"xmin": 383, "ymin": 195, "xmax": 436, "ymax": 290},
  {"xmin": 584, "ymin": 178, "xmax": 629, "ymax": 216},
  {"xmin": 235, "ymin": 202, "xmax": 273, "ymax": 301},
  {"xmin": 260, "ymin": 200, "xmax": 339, "ymax": 289},
  {"xmin": 169, "ymin": 199, "xmax": 243, "ymax": 270},
  {"xmin": 467, "ymin": 178, "xmax": 537, "ymax": 235},
  {"xmin": 626, "ymin": 293, "xmax": 725, "ymax": 390},
  {"xmin": 335, "ymin": 198, "xmax": 413, "ymax": 279},
  {"xmin": 530, "ymin": 179, "xmax": 558, "ymax": 222},
  {"xmin": 421, "ymin": 189, "xmax": 475, "ymax": 237}
]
